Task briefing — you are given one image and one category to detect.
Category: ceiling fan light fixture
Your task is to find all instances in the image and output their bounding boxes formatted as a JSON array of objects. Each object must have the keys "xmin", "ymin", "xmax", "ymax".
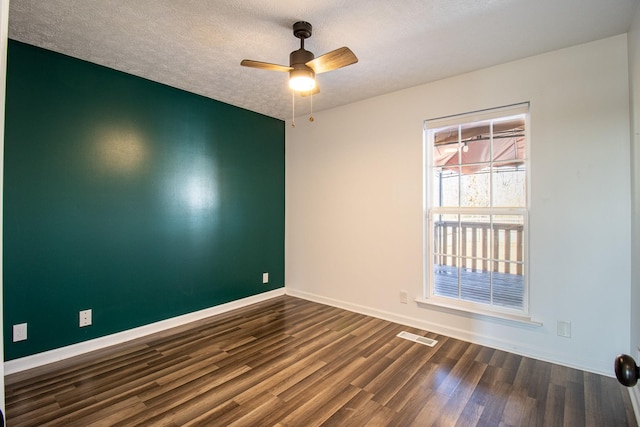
[
  {"xmin": 241, "ymin": 20, "xmax": 357, "ymax": 99},
  {"xmin": 289, "ymin": 68, "xmax": 316, "ymax": 92}
]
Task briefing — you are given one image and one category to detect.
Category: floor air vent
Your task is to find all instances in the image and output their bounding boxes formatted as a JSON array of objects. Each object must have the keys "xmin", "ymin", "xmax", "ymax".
[{"xmin": 396, "ymin": 331, "xmax": 438, "ymax": 347}]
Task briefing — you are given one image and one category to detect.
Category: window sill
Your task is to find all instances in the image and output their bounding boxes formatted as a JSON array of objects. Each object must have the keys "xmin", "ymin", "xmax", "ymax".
[{"xmin": 415, "ymin": 297, "xmax": 543, "ymax": 327}]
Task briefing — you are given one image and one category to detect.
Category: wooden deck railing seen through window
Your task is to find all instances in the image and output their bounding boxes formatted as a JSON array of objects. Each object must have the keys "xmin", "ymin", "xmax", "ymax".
[{"xmin": 433, "ymin": 220, "xmax": 524, "ymax": 275}]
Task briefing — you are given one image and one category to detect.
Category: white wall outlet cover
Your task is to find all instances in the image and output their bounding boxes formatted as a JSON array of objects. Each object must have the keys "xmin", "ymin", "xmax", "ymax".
[
  {"xmin": 400, "ymin": 290, "xmax": 409, "ymax": 304},
  {"xmin": 13, "ymin": 323, "xmax": 27, "ymax": 342},
  {"xmin": 79, "ymin": 309, "xmax": 92, "ymax": 327},
  {"xmin": 557, "ymin": 320, "xmax": 571, "ymax": 338},
  {"xmin": 262, "ymin": 272, "xmax": 269, "ymax": 284}
]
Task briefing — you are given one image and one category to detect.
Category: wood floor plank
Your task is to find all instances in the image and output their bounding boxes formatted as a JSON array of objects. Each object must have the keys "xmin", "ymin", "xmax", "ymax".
[
  {"xmin": 340, "ymin": 396, "xmax": 398, "ymax": 426},
  {"xmin": 236, "ymin": 355, "xmax": 326, "ymax": 403},
  {"xmin": 282, "ymin": 382, "xmax": 362, "ymax": 427},
  {"xmin": 475, "ymin": 379, "xmax": 513, "ymax": 425},
  {"xmin": 384, "ymin": 360, "xmax": 440, "ymax": 414},
  {"xmin": 5, "ymin": 296, "xmax": 637, "ymax": 426},
  {"xmin": 562, "ymin": 380, "xmax": 585, "ymax": 427},
  {"xmin": 180, "ymin": 399, "xmax": 240, "ymax": 427},
  {"xmin": 455, "ymin": 400, "xmax": 485, "ymax": 427},
  {"xmin": 542, "ymin": 383, "xmax": 566, "ymax": 427},
  {"xmin": 437, "ymin": 360, "xmax": 488, "ymax": 426},
  {"xmin": 66, "ymin": 396, "xmax": 146, "ymax": 427},
  {"xmin": 369, "ymin": 344, "xmax": 436, "ymax": 406},
  {"xmin": 321, "ymin": 389, "xmax": 376, "ymax": 426},
  {"xmin": 410, "ymin": 390, "xmax": 451, "ymax": 426},
  {"xmin": 119, "ymin": 364, "xmax": 251, "ymax": 426},
  {"xmin": 501, "ymin": 385, "xmax": 529, "ymax": 426}
]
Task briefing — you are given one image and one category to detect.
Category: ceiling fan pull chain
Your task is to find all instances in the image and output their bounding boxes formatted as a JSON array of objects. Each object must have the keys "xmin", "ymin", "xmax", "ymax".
[
  {"xmin": 309, "ymin": 93, "xmax": 314, "ymax": 122},
  {"xmin": 292, "ymin": 91, "xmax": 296, "ymax": 127}
]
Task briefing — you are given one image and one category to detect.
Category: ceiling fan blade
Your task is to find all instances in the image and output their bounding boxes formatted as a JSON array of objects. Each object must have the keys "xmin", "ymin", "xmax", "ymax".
[
  {"xmin": 306, "ymin": 47, "xmax": 358, "ymax": 74},
  {"xmin": 300, "ymin": 84, "xmax": 320, "ymax": 97},
  {"xmin": 240, "ymin": 60, "xmax": 292, "ymax": 72}
]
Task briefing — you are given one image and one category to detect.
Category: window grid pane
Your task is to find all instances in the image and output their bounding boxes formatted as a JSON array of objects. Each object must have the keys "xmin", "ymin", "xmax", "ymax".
[{"xmin": 427, "ymin": 108, "xmax": 528, "ymax": 314}]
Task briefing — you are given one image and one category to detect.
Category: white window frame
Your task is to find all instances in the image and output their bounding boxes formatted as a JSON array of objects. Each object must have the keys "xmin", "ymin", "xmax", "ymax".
[{"xmin": 421, "ymin": 103, "xmax": 533, "ymax": 323}]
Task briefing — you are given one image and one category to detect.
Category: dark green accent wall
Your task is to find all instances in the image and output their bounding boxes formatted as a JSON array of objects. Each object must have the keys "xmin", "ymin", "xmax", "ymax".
[{"xmin": 3, "ymin": 40, "xmax": 285, "ymax": 360}]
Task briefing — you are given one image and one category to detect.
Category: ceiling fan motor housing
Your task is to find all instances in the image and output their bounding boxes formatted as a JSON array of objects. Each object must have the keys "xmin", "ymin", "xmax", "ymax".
[{"xmin": 290, "ymin": 48, "xmax": 314, "ymax": 67}]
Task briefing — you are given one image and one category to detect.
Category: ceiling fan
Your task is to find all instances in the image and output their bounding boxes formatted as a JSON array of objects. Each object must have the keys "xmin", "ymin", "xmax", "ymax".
[{"xmin": 241, "ymin": 21, "xmax": 358, "ymax": 95}]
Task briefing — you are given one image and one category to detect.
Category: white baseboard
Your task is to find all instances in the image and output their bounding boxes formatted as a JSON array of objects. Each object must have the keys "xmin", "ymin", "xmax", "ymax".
[
  {"xmin": 630, "ymin": 386, "xmax": 640, "ymax": 425},
  {"xmin": 4, "ymin": 287, "xmax": 614, "ymax": 379},
  {"xmin": 285, "ymin": 288, "xmax": 611, "ymax": 377},
  {"xmin": 4, "ymin": 288, "xmax": 285, "ymax": 375}
]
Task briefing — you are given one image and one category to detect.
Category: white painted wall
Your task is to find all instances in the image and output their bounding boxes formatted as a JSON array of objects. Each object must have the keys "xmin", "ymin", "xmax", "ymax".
[
  {"xmin": 629, "ymin": 3, "xmax": 640, "ymax": 368},
  {"xmin": 286, "ymin": 35, "xmax": 631, "ymax": 376}
]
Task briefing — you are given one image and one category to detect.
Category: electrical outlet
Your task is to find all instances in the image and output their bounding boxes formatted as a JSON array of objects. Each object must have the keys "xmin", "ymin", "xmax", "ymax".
[
  {"xmin": 262, "ymin": 272, "xmax": 269, "ymax": 284},
  {"xmin": 79, "ymin": 309, "xmax": 92, "ymax": 327},
  {"xmin": 400, "ymin": 290, "xmax": 409, "ymax": 304},
  {"xmin": 13, "ymin": 323, "xmax": 27, "ymax": 342},
  {"xmin": 557, "ymin": 320, "xmax": 571, "ymax": 338}
]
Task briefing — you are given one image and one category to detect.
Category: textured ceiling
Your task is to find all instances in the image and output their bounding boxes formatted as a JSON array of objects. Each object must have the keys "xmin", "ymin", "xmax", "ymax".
[{"xmin": 8, "ymin": 0, "xmax": 640, "ymax": 121}]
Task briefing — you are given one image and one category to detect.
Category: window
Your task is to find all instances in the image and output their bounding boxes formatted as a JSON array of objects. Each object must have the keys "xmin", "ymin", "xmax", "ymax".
[{"xmin": 424, "ymin": 103, "xmax": 529, "ymax": 317}]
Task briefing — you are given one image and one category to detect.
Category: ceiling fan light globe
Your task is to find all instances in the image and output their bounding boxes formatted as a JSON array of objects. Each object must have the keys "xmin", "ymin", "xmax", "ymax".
[{"xmin": 289, "ymin": 75, "xmax": 316, "ymax": 92}]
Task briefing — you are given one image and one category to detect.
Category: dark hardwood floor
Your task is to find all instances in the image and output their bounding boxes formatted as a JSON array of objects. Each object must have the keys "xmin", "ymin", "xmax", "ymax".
[{"xmin": 5, "ymin": 296, "xmax": 637, "ymax": 426}]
